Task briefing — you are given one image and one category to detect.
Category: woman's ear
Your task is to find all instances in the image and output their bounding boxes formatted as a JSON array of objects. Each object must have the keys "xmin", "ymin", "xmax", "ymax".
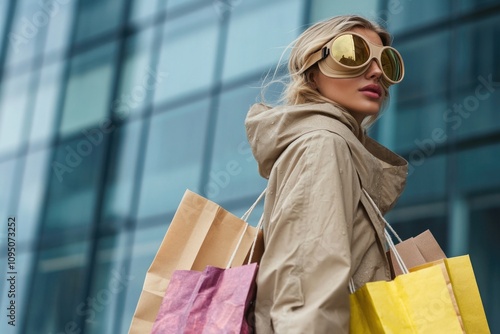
[{"xmin": 307, "ymin": 69, "xmax": 318, "ymax": 90}]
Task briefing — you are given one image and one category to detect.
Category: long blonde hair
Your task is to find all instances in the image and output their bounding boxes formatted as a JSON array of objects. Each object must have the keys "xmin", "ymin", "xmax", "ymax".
[{"xmin": 262, "ymin": 15, "xmax": 393, "ymax": 127}]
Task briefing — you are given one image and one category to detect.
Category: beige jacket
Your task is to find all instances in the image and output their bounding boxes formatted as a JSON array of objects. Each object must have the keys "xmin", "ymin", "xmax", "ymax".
[{"xmin": 245, "ymin": 103, "xmax": 408, "ymax": 333}]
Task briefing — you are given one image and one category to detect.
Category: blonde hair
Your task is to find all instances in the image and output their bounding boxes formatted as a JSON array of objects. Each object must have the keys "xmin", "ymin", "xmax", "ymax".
[{"xmin": 262, "ymin": 15, "xmax": 393, "ymax": 127}]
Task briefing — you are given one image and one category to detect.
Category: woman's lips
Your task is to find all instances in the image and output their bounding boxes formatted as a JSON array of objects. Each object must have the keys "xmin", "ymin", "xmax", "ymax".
[{"xmin": 359, "ymin": 84, "xmax": 382, "ymax": 99}]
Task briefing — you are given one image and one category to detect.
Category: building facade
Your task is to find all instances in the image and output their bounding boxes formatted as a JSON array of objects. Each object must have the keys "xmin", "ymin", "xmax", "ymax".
[{"xmin": 0, "ymin": 0, "xmax": 498, "ymax": 333}]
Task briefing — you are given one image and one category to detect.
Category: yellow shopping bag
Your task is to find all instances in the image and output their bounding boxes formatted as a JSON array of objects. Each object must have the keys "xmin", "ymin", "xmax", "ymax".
[
  {"xmin": 411, "ymin": 255, "xmax": 490, "ymax": 334},
  {"xmin": 350, "ymin": 265, "xmax": 463, "ymax": 333}
]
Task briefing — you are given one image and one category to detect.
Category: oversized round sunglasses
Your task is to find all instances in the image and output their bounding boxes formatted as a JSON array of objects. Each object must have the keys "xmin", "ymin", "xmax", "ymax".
[{"xmin": 303, "ymin": 32, "xmax": 405, "ymax": 85}]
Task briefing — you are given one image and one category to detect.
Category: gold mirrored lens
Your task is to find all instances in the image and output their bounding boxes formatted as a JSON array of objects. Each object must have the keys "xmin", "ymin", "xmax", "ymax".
[
  {"xmin": 381, "ymin": 49, "xmax": 402, "ymax": 81},
  {"xmin": 331, "ymin": 34, "xmax": 370, "ymax": 66}
]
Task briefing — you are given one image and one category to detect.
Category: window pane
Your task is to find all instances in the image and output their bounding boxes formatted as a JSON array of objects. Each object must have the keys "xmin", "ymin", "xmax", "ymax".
[
  {"xmin": 129, "ymin": 0, "xmax": 161, "ymax": 24},
  {"xmin": 138, "ymin": 100, "xmax": 210, "ymax": 219},
  {"xmin": 120, "ymin": 226, "xmax": 168, "ymax": 333},
  {"xmin": 60, "ymin": 42, "xmax": 117, "ymax": 137},
  {"xmin": 84, "ymin": 234, "xmax": 130, "ymax": 334},
  {"xmin": 459, "ymin": 0, "xmax": 500, "ymax": 12},
  {"xmin": 399, "ymin": 154, "xmax": 446, "ymax": 205},
  {"xmin": 102, "ymin": 121, "xmax": 142, "ymax": 226},
  {"xmin": 310, "ymin": 0, "xmax": 379, "ymax": 22},
  {"xmin": 396, "ymin": 31, "xmax": 450, "ymax": 103},
  {"xmin": 469, "ymin": 205, "xmax": 500, "ymax": 334},
  {"xmin": 454, "ymin": 14, "xmax": 500, "ymax": 139},
  {"xmin": 43, "ymin": 135, "xmax": 106, "ymax": 235},
  {"xmin": 0, "ymin": 71, "xmax": 32, "ymax": 155},
  {"xmin": 386, "ymin": 0, "xmax": 452, "ymax": 34},
  {"xmin": 208, "ymin": 84, "xmax": 267, "ymax": 203},
  {"xmin": 394, "ymin": 97, "xmax": 448, "ymax": 152},
  {"xmin": 73, "ymin": 0, "xmax": 126, "ymax": 43},
  {"xmin": 153, "ymin": 6, "xmax": 219, "ymax": 104},
  {"xmin": 457, "ymin": 143, "xmax": 500, "ymax": 193},
  {"xmin": 24, "ymin": 242, "xmax": 89, "ymax": 334},
  {"xmin": 29, "ymin": 61, "xmax": 64, "ymax": 146},
  {"xmin": 0, "ymin": 1, "xmax": 9, "ymax": 56},
  {"xmin": 115, "ymin": 27, "xmax": 158, "ymax": 118},
  {"xmin": 0, "ymin": 158, "xmax": 18, "ymax": 219},
  {"xmin": 16, "ymin": 148, "xmax": 51, "ymax": 246},
  {"xmin": 166, "ymin": 0, "xmax": 203, "ymax": 12},
  {"xmin": 223, "ymin": 0, "xmax": 302, "ymax": 82},
  {"xmin": 43, "ymin": 0, "xmax": 76, "ymax": 56},
  {"xmin": 4, "ymin": 0, "xmax": 46, "ymax": 67}
]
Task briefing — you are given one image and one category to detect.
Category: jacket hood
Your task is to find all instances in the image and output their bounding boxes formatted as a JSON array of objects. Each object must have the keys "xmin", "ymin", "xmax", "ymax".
[{"xmin": 245, "ymin": 103, "xmax": 408, "ymax": 213}]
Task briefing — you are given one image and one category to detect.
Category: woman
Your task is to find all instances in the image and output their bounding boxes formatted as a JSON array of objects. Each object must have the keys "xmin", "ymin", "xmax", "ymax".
[{"xmin": 245, "ymin": 15, "xmax": 408, "ymax": 333}]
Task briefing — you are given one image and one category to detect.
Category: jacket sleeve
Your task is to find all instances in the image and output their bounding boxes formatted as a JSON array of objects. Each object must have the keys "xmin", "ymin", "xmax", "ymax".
[{"xmin": 256, "ymin": 130, "xmax": 361, "ymax": 334}]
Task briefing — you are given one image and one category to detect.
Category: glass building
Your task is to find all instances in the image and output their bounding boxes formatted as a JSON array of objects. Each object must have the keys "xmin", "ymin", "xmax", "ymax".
[{"xmin": 0, "ymin": 0, "xmax": 498, "ymax": 332}]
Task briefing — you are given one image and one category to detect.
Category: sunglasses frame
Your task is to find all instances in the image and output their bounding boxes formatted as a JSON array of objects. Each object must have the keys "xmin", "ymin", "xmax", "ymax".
[{"xmin": 303, "ymin": 32, "xmax": 405, "ymax": 86}]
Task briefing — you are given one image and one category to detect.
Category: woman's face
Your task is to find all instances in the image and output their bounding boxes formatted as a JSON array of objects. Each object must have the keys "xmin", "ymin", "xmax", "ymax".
[{"xmin": 312, "ymin": 27, "xmax": 386, "ymax": 124}]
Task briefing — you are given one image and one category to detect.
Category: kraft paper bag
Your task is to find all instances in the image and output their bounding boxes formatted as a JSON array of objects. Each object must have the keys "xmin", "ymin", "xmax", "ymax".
[
  {"xmin": 128, "ymin": 190, "xmax": 264, "ymax": 334},
  {"xmin": 350, "ymin": 265, "xmax": 463, "ymax": 333},
  {"xmin": 388, "ymin": 229, "xmax": 447, "ymax": 276},
  {"xmin": 151, "ymin": 263, "xmax": 259, "ymax": 334}
]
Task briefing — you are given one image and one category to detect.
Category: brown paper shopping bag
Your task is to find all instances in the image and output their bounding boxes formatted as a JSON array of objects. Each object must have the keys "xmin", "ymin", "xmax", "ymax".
[
  {"xmin": 128, "ymin": 190, "xmax": 264, "ymax": 334},
  {"xmin": 388, "ymin": 229, "xmax": 447, "ymax": 276}
]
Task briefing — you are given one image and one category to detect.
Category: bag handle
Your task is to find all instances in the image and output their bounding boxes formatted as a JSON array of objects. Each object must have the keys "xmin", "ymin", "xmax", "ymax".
[
  {"xmin": 225, "ymin": 188, "xmax": 266, "ymax": 269},
  {"xmin": 349, "ymin": 189, "xmax": 408, "ymax": 293}
]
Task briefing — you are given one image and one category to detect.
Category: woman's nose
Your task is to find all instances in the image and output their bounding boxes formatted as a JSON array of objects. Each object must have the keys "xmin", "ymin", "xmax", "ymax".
[{"xmin": 365, "ymin": 59, "xmax": 383, "ymax": 80}]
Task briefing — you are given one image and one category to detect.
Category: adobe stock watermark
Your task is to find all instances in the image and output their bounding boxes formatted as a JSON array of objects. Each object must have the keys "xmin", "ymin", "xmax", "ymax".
[
  {"xmin": 51, "ymin": 269, "xmax": 134, "ymax": 334},
  {"xmin": 213, "ymin": 0, "xmax": 242, "ymax": 19},
  {"xmin": 204, "ymin": 141, "xmax": 254, "ymax": 198},
  {"xmin": 8, "ymin": 0, "xmax": 74, "ymax": 54},
  {"xmin": 51, "ymin": 66, "xmax": 167, "ymax": 182},
  {"xmin": 407, "ymin": 74, "xmax": 499, "ymax": 175}
]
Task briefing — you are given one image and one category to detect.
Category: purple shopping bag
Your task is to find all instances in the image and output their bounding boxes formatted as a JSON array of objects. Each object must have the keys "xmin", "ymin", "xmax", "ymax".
[{"xmin": 152, "ymin": 262, "xmax": 259, "ymax": 334}]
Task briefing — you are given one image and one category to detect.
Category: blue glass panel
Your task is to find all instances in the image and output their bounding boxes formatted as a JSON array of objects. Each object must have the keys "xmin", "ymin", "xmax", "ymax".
[
  {"xmin": 396, "ymin": 31, "xmax": 450, "ymax": 102},
  {"xmin": 43, "ymin": 0, "xmax": 76, "ymax": 56},
  {"xmin": 208, "ymin": 84, "xmax": 267, "ymax": 203},
  {"xmin": 84, "ymin": 234, "xmax": 130, "ymax": 334},
  {"xmin": 166, "ymin": 0, "xmax": 203, "ymax": 12},
  {"xmin": 102, "ymin": 121, "xmax": 142, "ymax": 226},
  {"xmin": 0, "ymin": 71, "xmax": 32, "ymax": 155},
  {"xmin": 469, "ymin": 205, "xmax": 500, "ymax": 334},
  {"xmin": 386, "ymin": 0, "xmax": 452, "ymax": 34},
  {"xmin": 43, "ymin": 134, "xmax": 106, "ymax": 234},
  {"xmin": 115, "ymin": 27, "xmax": 159, "ymax": 118},
  {"xmin": 60, "ymin": 42, "xmax": 117, "ymax": 137},
  {"xmin": 310, "ymin": 0, "xmax": 379, "ymax": 22},
  {"xmin": 398, "ymin": 154, "xmax": 446, "ymax": 204},
  {"xmin": 0, "ymin": 1, "xmax": 9, "ymax": 56},
  {"xmin": 16, "ymin": 148, "xmax": 52, "ymax": 246},
  {"xmin": 4, "ymin": 0, "xmax": 46, "ymax": 67},
  {"xmin": 459, "ymin": 0, "xmax": 500, "ymax": 12},
  {"xmin": 222, "ymin": 0, "xmax": 302, "ymax": 82},
  {"xmin": 73, "ymin": 0, "xmax": 126, "ymax": 43},
  {"xmin": 137, "ymin": 99, "xmax": 210, "ymax": 219},
  {"xmin": 457, "ymin": 143, "xmax": 500, "ymax": 193},
  {"xmin": 454, "ymin": 14, "xmax": 500, "ymax": 139},
  {"xmin": 394, "ymin": 97, "xmax": 449, "ymax": 152},
  {"xmin": 29, "ymin": 61, "xmax": 64, "ymax": 146},
  {"xmin": 24, "ymin": 242, "xmax": 90, "ymax": 334},
  {"xmin": 129, "ymin": 0, "xmax": 161, "ymax": 24},
  {"xmin": 153, "ymin": 6, "xmax": 219, "ymax": 104},
  {"xmin": 0, "ymin": 158, "xmax": 18, "ymax": 218}
]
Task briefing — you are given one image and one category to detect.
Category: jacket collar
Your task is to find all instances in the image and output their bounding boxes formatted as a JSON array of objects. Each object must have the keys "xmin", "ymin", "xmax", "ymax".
[{"xmin": 245, "ymin": 102, "xmax": 408, "ymax": 213}]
